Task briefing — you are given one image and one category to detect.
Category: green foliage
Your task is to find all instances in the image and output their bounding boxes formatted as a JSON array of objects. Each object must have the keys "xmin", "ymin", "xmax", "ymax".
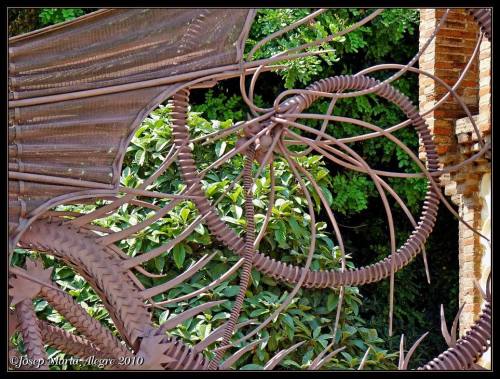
[
  {"xmin": 39, "ymin": 8, "xmax": 85, "ymax": 26},
  {"xmin": 245, "ymin": 9, "xmax": 419, "ymax": 90},
  {"xmin": 8, "ymin": 9, "xmax": 41, "ymax": 37},
  {"xmin": 246, "ymin": 9, "xmax": 337, "ymax": 89},
  {"xmin": 329, "ymin": 173, "xmax": 375, "ymax": 215},
  {"xmin": 349, "ymin": 203, "xmax": 459, "ymax": 368},
  {"xmin": 191, "ymin": 90, "xmax": 264, "ymax": 122}
]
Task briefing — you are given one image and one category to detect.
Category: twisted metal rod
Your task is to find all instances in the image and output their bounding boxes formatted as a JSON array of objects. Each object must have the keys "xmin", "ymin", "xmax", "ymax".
[
  {"xmin": 271, "ymin": 9, "xmax": 450, "ymax": 112},
  {"xmin": 228, "ymin": 139, "xmax": 318, "ymax": 346},
  {"xmin": 291, "ymin": 150, "xmax": 347, "ymax": 368},
  {"xmin": 277, "ymin": 118, "xmax": 398, "ymax": 335},
  {"xmin": 283, "ymin": 130, "xmax": 432, "ymax": 283},
  {"xmin": 419, "ymin": 300, "xmax": 491, "ymax": 370},
  {"xmin": 247, "ymin": 9, "xmax": 328, "ymax": 62},
  {"xmin": 171, "ymin": 76, "xmax": 442, "ymax": 291},
  {"xmin": 70, "ymin": 143, "xmax": 182, "ymax": 228},
  {"xmin": 208, "ymin": 145, "xmax": 256, "ymax": 369},
  {"xmin": 240, "ymin": 9, "xmax": 385, "ymax": 115},
  {"xmin": 277, "ymin": 113, "xmax": 489, "ymax": 241}
]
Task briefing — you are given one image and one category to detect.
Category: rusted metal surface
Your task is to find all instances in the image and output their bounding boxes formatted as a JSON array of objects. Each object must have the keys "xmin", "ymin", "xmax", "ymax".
[
  {"xmin": 8, "ymin": 8, "xmax": 491, "ymax": 371},
  {"xmin": 8, "ymin": 9, "xmax": 255, "ymax": 242},
  {"xmin": 419, "ymin": 275, "xmax": 492, "ymax": 370}
]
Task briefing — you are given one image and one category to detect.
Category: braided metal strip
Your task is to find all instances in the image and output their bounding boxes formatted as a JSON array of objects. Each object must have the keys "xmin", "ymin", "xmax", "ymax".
[
  {"xmin": 172, "ymin": 75, "xmax": 439, "ymax": 289},
  {"xmin": 16, "ymin": 298, "xmax": 49, "ymax": 369},
  {"xmin": 419, "ymin": 300, "xmax": 491, "ymax": 370},
  {"xmin": 19, "ymin": 219, "xmax": 151, "ymax": 350},
  {"xmin": 142, "ymin": 327, "xmax": 209, "ymax": 370},
  {"xmin": 165, "ymin": 337, "xmax": 208, "ymax": 370},
  {"xmin": 18, "ymin": 219, "xmax": 208, "ymax": 370},
  {"xmin": 170, "ymin": 90, "xmax": 265, "ymax": 369},
  {"xmin": 466, "ymin": 8, "xmax": 491, "ymax": 40},
  {"xmin": 39, "ymin": 284, "xmax": 130, "ymax": 358},
  {"xmin": 38, "ymin": 319, "xmax": 108, "ymax": 360}
]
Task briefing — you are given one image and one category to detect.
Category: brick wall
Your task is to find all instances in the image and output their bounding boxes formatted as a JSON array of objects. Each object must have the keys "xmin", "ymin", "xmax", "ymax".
[
  {"xmin": 419, "ymin": 9, "xmax": 479, "ymax": 165},
  {"xmin": 418, "ymin": 8, "xmax": 491, "ymax": 367}
]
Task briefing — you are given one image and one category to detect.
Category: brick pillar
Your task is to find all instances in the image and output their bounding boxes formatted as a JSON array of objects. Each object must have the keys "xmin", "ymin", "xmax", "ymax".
[
  {"xmin": 475, "ymin": 25, "xmax": 492, "ymax": 371},
  {"xmin": 418, "ymin": 9, "xmax": 479, "ymax": 168},
  {"xmin": 418, "ymin": 8, "xmax": 491, "ymax": 349}
]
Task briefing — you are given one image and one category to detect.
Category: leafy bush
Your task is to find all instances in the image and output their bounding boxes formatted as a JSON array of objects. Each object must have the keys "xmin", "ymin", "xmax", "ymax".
[
  {"xmin": 245, "ymin": 9, "xmax": 419, "ymax": 89},
  {"xmin": 39, "ymin": 8, "xmax": 85, "ymax": 26}
]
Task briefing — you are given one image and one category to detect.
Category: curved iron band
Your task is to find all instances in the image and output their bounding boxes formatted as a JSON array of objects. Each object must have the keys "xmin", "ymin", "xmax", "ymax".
[
  {"xmin": 419, "ymin": 300, "xmax": 491, "ymax": 370},
  {"xmin": 18, "ymin": 218, "xmax": 209, "ymax": 370},
  {"xmin": 466, "ymin": 8, "xmax": 491, "ymax": 41},
  {"xmin": 163, "ymin": 90, "xmax": 265, "ymax": 369},
  {"xmin": 172, "ymin": 75, "xmax": 440, "ymax": 289}
]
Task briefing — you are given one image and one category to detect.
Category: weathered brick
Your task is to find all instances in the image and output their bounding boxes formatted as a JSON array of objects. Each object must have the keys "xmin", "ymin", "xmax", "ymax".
[
  {"xmin": 460, "ymin": 80, "xmax": 479, "ymax": 88},
  {"xmin": 479, "ymin": 104, "xmax": 490, "ymax": 114},
  {"xmin": 440, "ymin": 30, "xmax": 478, "ymax": 39},
  {"xmin": 479, "ymin": 76, "xmax": 491, "ymax": 86},
  {"xmin": 436, "ymin": 145, "xmax": 449, "ymax": 155},
  {"xmin": 479, "ymin": 51, "xmax": 491, "ymax": 60},
  {"xmin": 444, "ymin": 21, "xmax": 468, "ymax": 29},
  {"xmin": 478, "ymin": 87, "xmax": 490, "ymax": 98},
  {"xmin": 445, "ymin": 12, "xmax": 470, "ymax": 22},
  {"xmin": 433, "ymin": 126, "xmax": 453, "ymax": 136},
  {"xmin": 435, "ymin": 52, "xmax": 466, "ymax": 64},
  {"xmin": 479, "ymin": 122, "xmax": 491, "ymax": 134},
  {"xmin": 419, "ymin": 9, "xmax": 491, "ymax": 344},
  {"xmin": 462, "ymin": 303, "xmax": 476, "ymax": 314},
  {"xmin": 479, "ymin": 97, "xmax": 491, "ymax": 108}
]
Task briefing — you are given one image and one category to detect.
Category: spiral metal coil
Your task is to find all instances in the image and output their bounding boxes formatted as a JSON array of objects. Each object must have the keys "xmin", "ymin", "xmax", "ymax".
[
  {"xmin": 171, "ymin": 75, "xmax": 440, "ymax": 290},
  {"xmin": 419, "ymin": 300, "xmax": 491, "ymax": 370}
]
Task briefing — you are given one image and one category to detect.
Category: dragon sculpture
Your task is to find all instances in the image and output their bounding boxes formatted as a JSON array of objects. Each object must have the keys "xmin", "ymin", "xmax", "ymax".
[{"xmin": 8, "ymin": 8, "xmax": 491, "ymax": 370}]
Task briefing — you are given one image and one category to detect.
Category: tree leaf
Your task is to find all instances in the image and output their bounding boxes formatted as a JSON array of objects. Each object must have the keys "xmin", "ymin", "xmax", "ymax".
[
  {"xmin": 223, "ymin": 286, "xmax": 241, "ymax": 297},
  {"xmin": 172, "ymin": 244, "xmax": 186, "ymax": 269},
  {"xmin": 215, "ymin": 141, "xmax": 227, "ymax": 158},
  {"xmin": 326, "ymin": 292, "xmax": 338, "ymax": 312},
  {"xmin": 250, "ymin": 308, "xmax": 269, "ymax": 317},
  {"xmin": 180, "ymin": 207, "xmax": 191, "ymax": 223}
]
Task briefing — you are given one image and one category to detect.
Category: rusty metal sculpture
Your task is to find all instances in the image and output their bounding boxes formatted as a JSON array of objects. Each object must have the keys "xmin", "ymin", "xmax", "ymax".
[{"xmin": 8, "ymin": 8, "xmax": 491, "ymax": 370}]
